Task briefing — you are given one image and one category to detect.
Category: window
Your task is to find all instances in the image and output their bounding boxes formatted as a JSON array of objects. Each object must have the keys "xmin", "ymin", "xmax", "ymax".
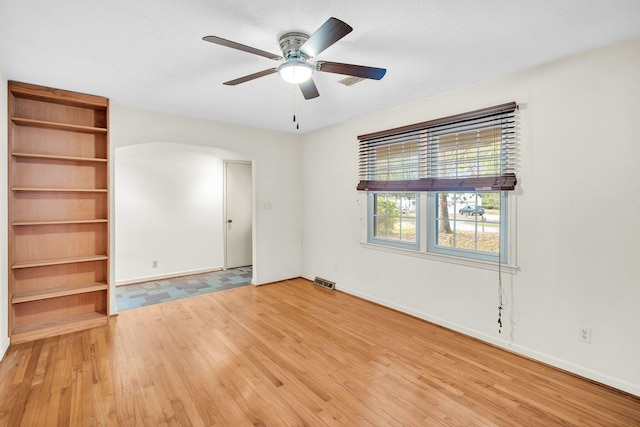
[
  {"xmin": 428, "ymin": 191, "xmax": 507, "ymax": 263},
  {"xmin": 368, "ymin": 192, "xmax": 419, "ymax": 250},
  {"xmin": 358, "ymin": 103, "xmax": 516, "ymax": 264}
]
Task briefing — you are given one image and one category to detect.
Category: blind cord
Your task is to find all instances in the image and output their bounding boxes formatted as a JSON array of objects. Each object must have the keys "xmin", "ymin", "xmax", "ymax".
[
  {"xmin": 498, "ymin": 260, "xmax": 503, "ymax": 334},
  {"xmin": 497, "ymin": 193, "xmax": 508, "ymax": 334},
  {"xmin": 498, "ymin": 109, "xmax": 517, "ymax": 334}
]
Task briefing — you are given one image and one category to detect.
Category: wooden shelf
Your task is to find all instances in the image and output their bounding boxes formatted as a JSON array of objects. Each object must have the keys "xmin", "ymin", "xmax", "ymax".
[
  {"xmin": 11, "ymin": 312, "xmax": 108, "ymax": 345},
  {"xmin": 12, "ymin": 282, "xmax": 108, "ymax": 304},
  {"xmin": 9, "ymin": 81, "xmax": 110, "ymax": 344},
  {"xmin": 12, "ymin": 255, "xmax": 108, "ymax": 270},
  {"xmin": 12, "ymin": 219, "xmax": 108, "ymax": 226},
  {"xmin": 12, "ymin": 187, "xmax": 108, "ymax": 193},
  {"xmin": 11, "ymin": 117, "xmax": 108, "ymax": 134},
  {"xmin": 12, "ymin": 152, "xmax": 108, "ymax": 163}
]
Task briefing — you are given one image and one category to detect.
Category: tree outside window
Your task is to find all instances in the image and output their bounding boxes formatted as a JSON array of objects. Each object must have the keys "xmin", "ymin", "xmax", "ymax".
[{"xmin": 370, "ymin": 193, "xmax": 418, "ymax": 248}]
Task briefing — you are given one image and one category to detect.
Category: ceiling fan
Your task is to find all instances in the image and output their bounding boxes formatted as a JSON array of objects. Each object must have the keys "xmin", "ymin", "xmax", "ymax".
[{"xmin": 202, "ymin": 17, "xmax": 386, "ymax": 100}]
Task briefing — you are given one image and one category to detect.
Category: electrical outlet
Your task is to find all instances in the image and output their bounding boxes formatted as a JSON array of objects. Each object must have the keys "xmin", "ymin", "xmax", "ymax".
[
  {"xmin": 152, "ymin": 260, "xmax": 158, "ymax": 268},
  {"xmin": 579, "ymin": 327, "xmax": 591, "ymax": 343}
]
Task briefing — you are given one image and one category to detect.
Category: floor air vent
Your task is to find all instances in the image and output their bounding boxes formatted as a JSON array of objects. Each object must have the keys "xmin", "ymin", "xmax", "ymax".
[{"xmin": 313, "ymin": 277, "xmax": 335, "ymax": 290}]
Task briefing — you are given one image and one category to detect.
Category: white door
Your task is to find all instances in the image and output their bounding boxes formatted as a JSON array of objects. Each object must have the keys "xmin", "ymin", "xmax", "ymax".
[{"xmin": 225, "ymin": 161, "xmax": 252, "ymax": 268}]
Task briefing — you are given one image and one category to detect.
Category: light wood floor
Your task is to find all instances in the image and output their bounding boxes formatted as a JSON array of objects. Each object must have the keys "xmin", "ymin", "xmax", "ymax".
[{"xmin": 1, "ymin": 278, "xmax": 638, "ymax": 426}]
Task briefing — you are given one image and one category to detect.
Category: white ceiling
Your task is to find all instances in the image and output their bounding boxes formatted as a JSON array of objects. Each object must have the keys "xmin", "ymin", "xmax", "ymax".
[{"xmin": 1, "ymin": 0, "xmax": 640, "ymax": 133}]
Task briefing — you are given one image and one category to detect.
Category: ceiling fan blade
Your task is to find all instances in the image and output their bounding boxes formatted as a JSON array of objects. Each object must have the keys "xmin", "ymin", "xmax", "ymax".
[
  {"xmin": 299, "ymin": 78, "xmax": 320, "ymax": 100},
  {"xmin": 223, "ymin": 68, "xmax": 278, "ymax": 86},
  {"xmin": 315, "ymin": 61, "xmax": 387, "ymax": 80},
  {"xmin": 299, "ymin": 17, "xmax": 353, "ymax": 58},
  {"xmin": 203, "ymin": 36, "xmax": 282, "ymax": 61}
]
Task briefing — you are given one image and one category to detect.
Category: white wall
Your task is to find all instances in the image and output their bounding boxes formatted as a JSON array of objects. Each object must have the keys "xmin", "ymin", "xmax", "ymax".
[
  {"xmin": 110, "ymin": 106, "xmax": 302, "ymax": 312},
  {"xmin": 115, "ymin": 142, "xmax": 234, "ymax": 285},
  {"xmin": 0, "ymin": 70, "xmax": 8, "ymax": 360},
  {"xmin": 301, "ymin": 37, "xmax": 640, "ymax": 396}
]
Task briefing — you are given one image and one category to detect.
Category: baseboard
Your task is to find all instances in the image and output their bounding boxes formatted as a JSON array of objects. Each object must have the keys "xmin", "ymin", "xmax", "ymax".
[
  {"xmin": 337, "ymin": 285, "xmax": 640, "ymax": 398},
  {"xmin": 254, "ymin": 273, "xmax": 302, "ymax": 286},
  {"xmin": 115, "ymin": 267, "xmax": 223, "ymax": 286},
  {"xmin": 0, "ymin": 336, "xmax": 10, "ymax": 363},
  {"xmin": 508, "ymin": 343, "xmax": 640, "ymax": 397}
]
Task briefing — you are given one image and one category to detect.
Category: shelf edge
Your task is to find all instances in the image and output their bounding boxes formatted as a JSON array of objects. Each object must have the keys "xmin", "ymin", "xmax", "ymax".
[
  {"xmin": 11, "ymin": 117, "xmax": 108, "ymax": 134},
  {"xmin": 11, "ymin": 312, "xmax": 109, "ymax": 345},
  {"xmin": 12, "ymin": 255, "xmax": 109, "ymax": 269},
  {"xmin": 12, "ymin": 152, "xmax": 108, "ymax": 163},
  {"xmin": 12, "ymin": 187, "xmax": 108, "ymax": 193},
  {"xmin": 12, "ymin": 219, "xmax": 108, "ymax": 226},
  {"xmin": 12, "ymin": 283, "xmax": 108, "ymax": 304}
]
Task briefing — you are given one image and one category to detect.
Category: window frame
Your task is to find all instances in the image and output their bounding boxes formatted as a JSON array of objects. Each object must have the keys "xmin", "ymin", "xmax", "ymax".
[
  {"xmin": 426, "ymin": 191, "xmax": 508, "ymax": 264},
  {"xmin": 360, "ymin": 191, "xmax": 517, "ymax": 273},
  {"xmin": 367, "ymin": 192, "xmax": 420, "ymax": 251}
]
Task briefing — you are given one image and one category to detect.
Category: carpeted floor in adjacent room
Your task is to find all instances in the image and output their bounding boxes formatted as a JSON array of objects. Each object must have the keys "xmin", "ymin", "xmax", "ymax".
[{"xmin": 115, "ymin": 266, "xmax": 252, "ymax": 311}]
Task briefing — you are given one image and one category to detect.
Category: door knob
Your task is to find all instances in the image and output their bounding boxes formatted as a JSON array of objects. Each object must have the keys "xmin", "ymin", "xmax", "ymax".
[{"xmin": 227, "ymin": 219, "xmax": 232, "ymax": 223}]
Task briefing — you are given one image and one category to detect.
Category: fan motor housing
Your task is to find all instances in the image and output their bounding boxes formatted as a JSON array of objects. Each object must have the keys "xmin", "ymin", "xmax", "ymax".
[{"xmin": 279, "ymin": 32, "xmax": 310, "ymax": 58}]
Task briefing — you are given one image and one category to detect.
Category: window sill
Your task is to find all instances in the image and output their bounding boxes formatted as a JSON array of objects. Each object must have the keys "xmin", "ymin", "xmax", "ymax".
[{"xmin": 361, "ymin": 242, "xmax": 519, "ymax": 274}]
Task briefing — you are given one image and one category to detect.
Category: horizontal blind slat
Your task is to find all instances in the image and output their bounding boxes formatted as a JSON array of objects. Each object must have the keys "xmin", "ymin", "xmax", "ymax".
[{"xmin": 358, "ymin": 102, "xmax": 516, "ymax": 141}]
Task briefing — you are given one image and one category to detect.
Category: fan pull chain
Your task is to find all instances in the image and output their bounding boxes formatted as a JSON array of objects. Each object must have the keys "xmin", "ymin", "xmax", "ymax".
[
  {"xmin": 292, "ymin": 85, "xmax": 296, "ymax": 123},
  {"xmin": 295, "ymin": 86, "xmax": 300, "ymax": 130}
]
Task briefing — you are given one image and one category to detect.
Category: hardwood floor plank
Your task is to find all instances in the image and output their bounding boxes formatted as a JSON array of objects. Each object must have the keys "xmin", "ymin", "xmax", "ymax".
[{"xmin": 1, "ymin": 277, "xmax": 639, "ymax": 426}]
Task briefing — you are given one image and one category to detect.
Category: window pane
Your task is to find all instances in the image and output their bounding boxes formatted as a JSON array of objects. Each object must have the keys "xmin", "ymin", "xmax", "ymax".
[
  {"xmin": 435, "ymin": 192, "xmax": 501, "ymax": 255},
  {"xmin": 400, "ymin": 218, "xmax": 416, "ymax": 242},
  {"xmin": 372, "ymin": 193, "xmax": 417, "ymax": 245}
]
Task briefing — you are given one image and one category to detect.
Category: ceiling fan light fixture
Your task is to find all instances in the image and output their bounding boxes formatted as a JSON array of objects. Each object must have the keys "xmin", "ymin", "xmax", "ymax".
[
  {"xmin": 277, "ymin": 58, "xmax": 313, "ymax": 84},
  {"xmin": 203, "ymin": 17, "xmax": 385, "ymax": 101}
]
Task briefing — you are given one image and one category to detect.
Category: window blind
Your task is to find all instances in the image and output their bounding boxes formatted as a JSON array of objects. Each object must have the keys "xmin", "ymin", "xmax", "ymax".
[{"xmin": 357, "ymin": 102, "xmax": 517, "ymax": 192}]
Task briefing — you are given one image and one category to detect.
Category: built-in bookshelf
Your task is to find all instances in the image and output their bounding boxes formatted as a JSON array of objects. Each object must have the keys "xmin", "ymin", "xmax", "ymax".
[{"xmin": 8, "ymin": 81, "xmax": 110, "ymax": 344}]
